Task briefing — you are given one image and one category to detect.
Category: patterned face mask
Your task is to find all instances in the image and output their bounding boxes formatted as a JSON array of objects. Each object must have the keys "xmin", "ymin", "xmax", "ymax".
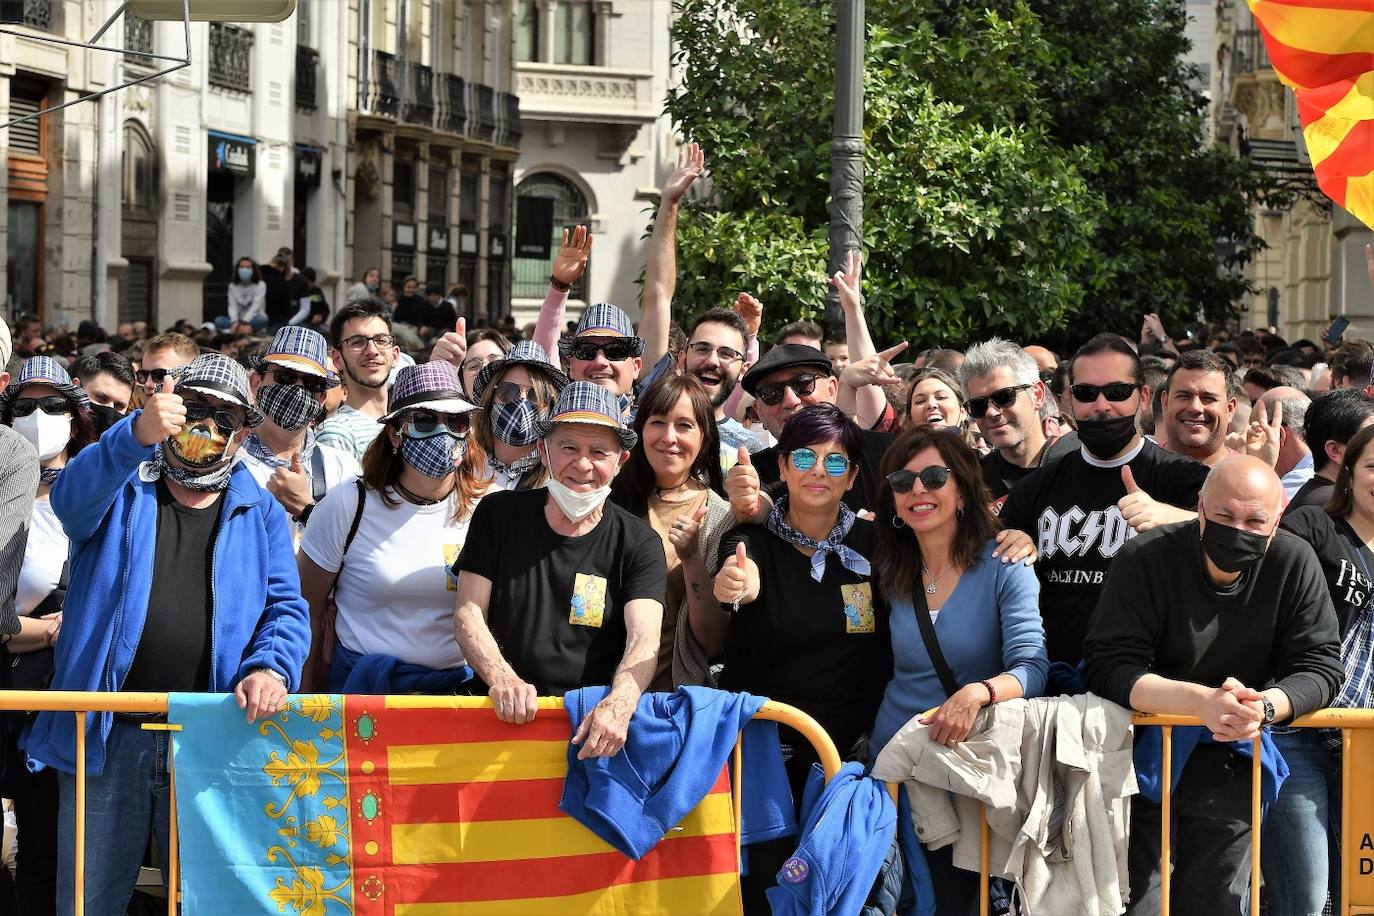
[
  {"xmin": 255, "ymin": 383, "xmax": 321, "ymax": 431},
  {"xmin": 401, "ymin": 430, "xmax": 464, "ymax": 478},
  {"xmin": 490, "ymin": 399, "xmax": 544, "ymax": 447},
  {"xmin": 167, "ymin": 420, "xmax": 230, "ymax": 469}
]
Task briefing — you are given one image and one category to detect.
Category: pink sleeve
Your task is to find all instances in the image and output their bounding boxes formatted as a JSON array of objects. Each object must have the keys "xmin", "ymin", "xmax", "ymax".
[{"xmin": 533, "ymin": 285, "xmax": 568, "ymax": 356}]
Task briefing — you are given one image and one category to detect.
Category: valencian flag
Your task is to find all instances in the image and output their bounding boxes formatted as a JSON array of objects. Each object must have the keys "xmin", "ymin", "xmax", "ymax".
[
  {"xmin": 169, "ymin": 694, "xmax": 741, "ymax": 914},
  {"xmin": 1249, "ymin": 0, "xmax": 1374, "ymax": 227}
]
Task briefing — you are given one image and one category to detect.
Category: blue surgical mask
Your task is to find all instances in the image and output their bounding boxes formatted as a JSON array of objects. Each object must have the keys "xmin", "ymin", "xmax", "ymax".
[
  {"xmin": 237, "ymin": 267, "xmax": 254, "ymax": 283},
  {"xmin": 366, "ymin": 281, "xmax": 380, "ymax": 293}
]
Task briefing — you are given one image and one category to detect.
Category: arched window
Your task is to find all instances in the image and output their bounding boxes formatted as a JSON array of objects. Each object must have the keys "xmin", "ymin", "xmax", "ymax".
[
  {"xmin": 122, "ymin": 122, "xmax": 155, "ymax": 214},
  {"xmin": 512, "ymin": 172, "xmax": 589, "ymax": 300}
]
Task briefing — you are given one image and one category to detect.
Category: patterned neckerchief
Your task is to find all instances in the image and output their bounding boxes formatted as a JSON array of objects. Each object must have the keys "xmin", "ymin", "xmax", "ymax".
[
  {"xmin": 243, "ymin": 428, "xmax": 318, "ymax": 473},
  {"xmin": 765, "ymin": 496, "xmax": 871, "ymax": 582}
]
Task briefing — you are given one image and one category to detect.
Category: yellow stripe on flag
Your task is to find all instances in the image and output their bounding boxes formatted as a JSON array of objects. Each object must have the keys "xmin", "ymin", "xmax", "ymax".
[
  {"xmin": 1344, "ymin": 172, "xmax": 1374, "ymax": 225},
  {"xmin": 387, "ymin": 740, "xmax": 567, "ymax": 784},
  {"xmin": 1251, "ymin": 1, "xmax": 1374, "ymax": 57},
  {"xmin": 391, "ymin": 792, "xmax": 736, "ymax": 864},
  {"xmin": 394, "ymin": 872, "xmax": 743, "ymax": 916},
  {"xmin": 1303, "ymin": 73, "xmax": 1374, "ymax": 166}
]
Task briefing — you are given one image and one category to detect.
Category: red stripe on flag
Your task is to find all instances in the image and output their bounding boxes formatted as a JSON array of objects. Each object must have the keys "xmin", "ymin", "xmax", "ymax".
[
  {"xmin": 365, "ymin": 705, "xmax": 573, "ymax": 750},
  {"xmin": 1257, "ymin": 19, "xmax": 1374, "ymax": 91},
  {"xmin": 393, "ymin": 778, "xmax": 567, "ymax": 823},
  {"xmin": 1313, "ymin": 118, "xmax": 1374, "ymax": 181}
]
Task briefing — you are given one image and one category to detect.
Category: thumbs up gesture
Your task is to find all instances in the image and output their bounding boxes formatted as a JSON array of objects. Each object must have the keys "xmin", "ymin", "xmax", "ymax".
[
  {"xmin": 431, "ymin": 316, "xmax": 468, "ymax": 372},
  {"xmin": 1117, "ymin": 464, "xmax": 1190, "ymax": 532},
  {"xmin": 267, "ymin": 450, "xmax": 313, "ymax": 519},
  {"xmin": 134, "ymin": 373, "xmax": 186, "ymax": 446},
  {"xmin": 667, "ymin": 500, "xmax": 709, "ymax": 559},
  {"xmin": 726, "ymin": 446, "xmax": 762, "ymax": 521},
  {"xmin": 713, "ymin": 542, "xmax": 753, "ymax": 606}
]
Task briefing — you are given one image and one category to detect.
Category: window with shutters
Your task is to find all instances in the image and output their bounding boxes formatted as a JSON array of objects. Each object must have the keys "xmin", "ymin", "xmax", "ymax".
[
  {"xmin": 119, "ymin": 257, "xmax": 155, "ymax": 324},
  {"xmin": 6, "ymin": 90, "xmax": 43, "ymax": 156}
]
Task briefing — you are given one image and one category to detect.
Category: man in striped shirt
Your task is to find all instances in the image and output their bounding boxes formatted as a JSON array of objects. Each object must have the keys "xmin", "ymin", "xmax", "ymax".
[{"xmin": 316, "ymin": 298, "xmax": 400, "ymax": 462}]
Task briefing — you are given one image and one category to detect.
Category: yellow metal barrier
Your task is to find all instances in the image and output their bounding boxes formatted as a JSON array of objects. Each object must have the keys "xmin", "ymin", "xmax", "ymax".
[{"xmin": 0, "ymin": 691, "xmax": 840, "ymax": 916}]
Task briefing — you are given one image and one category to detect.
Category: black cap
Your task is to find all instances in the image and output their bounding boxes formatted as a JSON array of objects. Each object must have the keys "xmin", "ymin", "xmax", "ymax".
[{"xmin": 741, "ymin": 343, "xmax": 834, "ymax": 396}]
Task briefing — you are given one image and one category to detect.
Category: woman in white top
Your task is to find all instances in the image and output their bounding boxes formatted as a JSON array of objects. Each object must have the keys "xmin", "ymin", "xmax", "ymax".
[
  {"xmin": 226, "ymin": 256, "xmax": 268, "ymax": 330},
  {"xmin": 298, "ymin": 361, "xmax": 488, "ymax": 693},
  {"xmin": 468, "ymin": 340, "xmax": 569, "ymax": 491}
]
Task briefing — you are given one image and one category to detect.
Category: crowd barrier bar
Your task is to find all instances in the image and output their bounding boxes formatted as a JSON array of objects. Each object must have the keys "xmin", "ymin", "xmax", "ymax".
[{"xmin": 0, "ymin": 690, "xmax": 841, "ymax": 916}]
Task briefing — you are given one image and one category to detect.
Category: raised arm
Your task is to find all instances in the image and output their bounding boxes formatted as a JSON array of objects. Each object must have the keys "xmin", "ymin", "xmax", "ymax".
[
  {"xmin": 831, "ymin": 251, "xmax": 895, "ymax": 428},
  {"xmin": 638, "ymin": 141, "xmax": 704, "ymax": 378},
  {"xmin": 720, "ymin": 292, "xmax": 762, "ymax": 423},
  {"xmin": 533, "ymin": 225, "xmax": 593, "ymax": 356}
]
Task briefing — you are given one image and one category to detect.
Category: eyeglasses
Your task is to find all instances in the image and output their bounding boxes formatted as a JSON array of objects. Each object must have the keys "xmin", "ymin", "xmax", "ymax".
[
  {"xmin": 755, "ymin": 373, "xmax": 821, "ymax": 407},
  {"xmin": 887, "ymin": 466, "xmax": 952, "ymax": 494},
  {"xmin": 461, "ymin": 353, "xmax": 503, "ymax": 375},
  {"xmin": 569, "ymin": 340, "xmax": 638, "ymax": 362},
  {"xmin": 11, "ymin": 396, "xmax": 69, "ymax": 418},
  {"xmin": 267, "ymin": 366, "xmax": 329, "ymax": 395},
  {"xmin": 1069, "ymin": 382, "xmax": 1139, "ymax": 404},
  {"xmin": 686, "ymin": 341, "xmax": 744, "ymax": 364},
  {"xmin": 135, "ymin": 368, "xmax": 174, "ymax": 386},
  {"xmin": 1243, "ymin": 356, "xmax": 1266, "ymax": 368},
  {"xmin": 403, "ymin": 409, "xmax": 470, "ymax": 438},
  {"xmin": 341, "ymin": 334, "xmax": 396, "ymax": 353},
  {"xmin": 492, "ymin": 381, "xmax": 536, "ymax": 405},
  {"xmin": 184, "ymin": 400, "xmax": 246, "ymax": 433},
  {"xmin": 790, "ymin": 447, "xmax": 852, "ymax": 477},
  {"xmin": 964, "ymin": 384, "xmax": 1032, "ymax": 419}
]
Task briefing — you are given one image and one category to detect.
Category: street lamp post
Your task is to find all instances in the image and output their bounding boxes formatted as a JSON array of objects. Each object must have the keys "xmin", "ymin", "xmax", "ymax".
[{"xmin": 825, "ymin": 0, "xmax": 864, "ymax": 332}]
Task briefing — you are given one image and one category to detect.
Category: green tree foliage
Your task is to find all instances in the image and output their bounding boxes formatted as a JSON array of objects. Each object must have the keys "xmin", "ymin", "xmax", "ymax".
[{"xmin": 666, "ymin": 0, "xmax": 1279, "ymax": 348}]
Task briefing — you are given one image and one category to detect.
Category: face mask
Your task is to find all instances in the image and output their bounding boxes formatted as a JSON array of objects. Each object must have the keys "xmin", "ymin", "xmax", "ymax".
[
  {"xmin": 237, "ymin": 267, "xmax": 254, "ymax": 283},
  {"xmin": 1200, "ymin": 517, "xmax": 1270, "ymax": 574},
  {"xmin": 540, "ymin": 443, "xmax": 612, "ymax": 522},
  {"xmin": 256, "ymin": 383, "xmax": 321, "ymax": 432},
  {"xmin": 366, "ymin": 281, "xmax": 379, "ymax": 293},
  {"xmin": 13, "ymin": 410, "xmax": 71, "ymax": 461},
  {"xmin": 90, "ymin": 403, "xmax": 124, "ymax": 438},
  {"xmin": 1075, "ymin": 413, "xmax": 1138, "ymax": 460},
  {"xmin": 490, "ymin": 399, "xmax": 543, "ymax": 447},
  {"xmin": 167, "ymin": 420, "xmax": 231, "ymax": 469},
  {"xmin": 401, "ymin": 431, "xmax": 463, "ymax": 478}
]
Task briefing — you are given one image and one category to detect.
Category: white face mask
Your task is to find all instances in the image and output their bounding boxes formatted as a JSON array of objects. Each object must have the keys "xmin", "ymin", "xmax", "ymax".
[
  {"xmin": 541, "ymin": 443, "xmax": 612, "ymax": 522},
  {"xmin": 13, "ymin": 410, "xmax": 71, "ymax": 461}
]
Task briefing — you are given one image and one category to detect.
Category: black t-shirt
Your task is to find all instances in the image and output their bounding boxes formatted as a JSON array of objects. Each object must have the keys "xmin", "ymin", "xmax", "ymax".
[
  {"xmin": 392, "ymin": 295, "xmax": 427, "ymax": 327},
  {"xmin": 121, "ymin": 480, "xmax": 222, "ymax": 692},
  {"xmin": 260, "ymin": 264, "xmax": 291, "ymax": 323},
  {"xmin": 457, "ymin": 488, "xmax": 668, "ymax": 695},
  {"xmin": 999, "ymin": 439, "xmax": 1208, "ymax": 665},
  {"xmin": 981, "ymin": 431, "xmax": 1080, "ymax": 513},
  {"xmin": 1287, "ymin": 475, "xmax": 1335, "ymax": 513},
  {"xmin": 717, "ymin": 519, "xmax": 892, "ymax": 756},
  {"xmin": 1280, "ymin": 506, "xmax": 1373, "ymax": 636},
  {"xmin": 421, "ymin": 299, "xmax": 458, "ymax": 331},
  {"xmin": 756, "ymin": 429, "xmax": 896, "ymax": 515},
  {"xmin": 307, "ymin": 285, "xmax": 330, "ymax": 324}
]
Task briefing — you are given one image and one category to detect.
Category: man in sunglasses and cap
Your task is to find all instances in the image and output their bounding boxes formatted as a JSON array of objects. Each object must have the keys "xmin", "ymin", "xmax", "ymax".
[{"xmin": 25, "ymin": 352, "xmax": 310, "ymax": 914}]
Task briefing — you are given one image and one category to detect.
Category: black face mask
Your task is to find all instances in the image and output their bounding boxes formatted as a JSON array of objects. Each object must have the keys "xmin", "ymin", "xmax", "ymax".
[
  {"xmin": 1200, "ymin": 518, "xmax": 1270, "ymax": 574},
  {"xmin": 90, "ymin": 404, "xmax": 125, "ymax": 438},
  {"xmin": 1075, "ymin": 413, "xmax": 1138, "ymax": 460}
]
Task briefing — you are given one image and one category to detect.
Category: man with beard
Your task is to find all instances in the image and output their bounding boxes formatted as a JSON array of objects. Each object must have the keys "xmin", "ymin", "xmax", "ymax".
[
  {"xmin": 1000, "ymin": 333, "xmax": 1209, "ymax": 666},
  {"xmin": 317, "ymin": 298, "xmax": 401, "ymax": 461},
  {"xmin": 1160, "ymin": 349, "xmax": 1238, "ymax": 467},
  {"xmin": 677, "ymin": 306, "xmax": 763, "ymax": 468},
  {"xmin": 240, "ymin": 327, "xmax": 360, "ymax": 531}
]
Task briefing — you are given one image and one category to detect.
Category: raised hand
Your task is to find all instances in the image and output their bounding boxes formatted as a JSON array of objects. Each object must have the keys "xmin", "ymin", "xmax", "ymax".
[
  {"xmin": 733, "ymin": 292, "xmax": 763, "ymax": 340},
  {"xmin": 840, "ymin": 342, "xmax": 909, "ymax": 390},
  {"xmin": 431, "ymin": 316, "xmax": 468, "ymax": 370},
  {"xmin": 829, "ymin": 249, "xmax": 863, "ymax": 313},
  {"xmin": 726, "ymin": 447, "xmax": 761, "ymax": 521},
  {"xmin": 713, "ymin": 542, "xmax": 750, "ymax": 606},
  {"xmin": 134, "ymin": 373, "xmax": 186, "ymax": 446},
  {"xmin": 1246, "ymin": 399, "xmax": 1282, "ymax": 468},
  {"xmin": 667, "ymin": 502, "xmax": 708, "ymax": 560},
  {"xmin": 661, "ymin": 141, "xmax": 704, "ymax": 205},
  {"xmin": 551, "ymin": 225, "xmax": 594, "ymax": 289},
  {"xmin": 268, "ymin": 451, "xmax": 313, "ymax": 518}
]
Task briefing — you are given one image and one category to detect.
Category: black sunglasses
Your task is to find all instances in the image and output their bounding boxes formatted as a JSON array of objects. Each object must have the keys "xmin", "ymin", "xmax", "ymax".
[
  {"xmin": 268, "ymin": 366, "xmax": 329, "ymax": 395},
  {"xmin": 1069, "ymin": 382, "xmax": 1139, "ymax": 404},
  {"xmin": 887, "ymin": 466, "xmax": 952, "ymax": 494},
  {"xmin": 964, "ymin": 384, "xmax": 1032, "ymax": 419},
  {"xmin": 135, "ymin": 368, "xmax": 174, "ymax": 385},
  {"xmin": 184, "ymin": 400, "xmax": 246, "ymax": 433},
  {"xmin": 755, "ymin": 373, "xmax": 821, "ymax": 407},
  {"xmin": 405, "ymin": 409, "xmax": 470, "ymax": 436},
  {"xmin": 11, "ymin": 396, "xmax": 69, "ymax": 418},
  {"xmin": 570, "ymin": 340, "xmax": 638, "ymax": 362}
]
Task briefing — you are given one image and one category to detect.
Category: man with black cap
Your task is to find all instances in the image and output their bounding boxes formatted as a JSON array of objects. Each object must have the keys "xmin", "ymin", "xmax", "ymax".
[
  {"xmin": 25, "ymin": 352, "xmax": 310, "ymax": 915},
  {"xmin": 454, "ymin": 380, "xmax": 666, "ymax": 758}
]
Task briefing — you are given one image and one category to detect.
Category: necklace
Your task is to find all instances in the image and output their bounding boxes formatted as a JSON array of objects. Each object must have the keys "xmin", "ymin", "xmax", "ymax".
[
  {"xmin": 921, "ymin": 561, "xmax": 955, "ymax": 594},
  {"xmin": 394, "ymin": 479, "xmax": 453, "ymax": 506}
]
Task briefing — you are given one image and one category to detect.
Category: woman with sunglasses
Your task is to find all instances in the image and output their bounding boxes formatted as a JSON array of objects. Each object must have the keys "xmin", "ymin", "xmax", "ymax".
[
  {"xmin": 0, "ymin": 357, "xmax": 98, "ymax": 915},
  {"xmin": 868, "ymin": 426, "xmax": 1048, "ymax": 915},
  {"xmin": 298, "ymin": 362, "xmax": 488, "ymax": 693},
  {"xmin": 906, "ymin": 367, "xmax": 982, "ymax": 451},
  {"xmin": 610, "ymin": 374, "xmax": 731, "ymax": 689},
  {"xmin": 711, "ymin": 403, "xmax": 892, "ymax": 909},
  {"xmin": 468, "ymin": 340, "xmax": 570, "ymax": 490},
  {"xmin": 225, "ymin": 256, "xmax": 268, "ymax": 331}
]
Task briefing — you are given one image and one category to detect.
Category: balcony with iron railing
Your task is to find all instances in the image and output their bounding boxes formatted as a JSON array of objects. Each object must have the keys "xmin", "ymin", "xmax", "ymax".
[
  {"xmin": 354, "ymin": 51, "xmax": 517, "ymax": 149},
  {"xmin": 295, "ymin": 45, "xmax": 318, "ymax": 110},
  {"xmin": 435, "ymin": 72, "xmax": 467, "ymax": 135},
  {"xmin": 358, "ymin": 48, "xmax": 401, "ymax": 117},
  {"xmin": 470, "ymin": 82, "xmax": 497, "ymax": 143},
  {"xmin": 209, "ymin": 22, "xmax": 253, "ymax": 93},
  {"xmin": 0, "ymin": 0, "xmax": 54, "ymax": 30},
  {"xmin": 1232, "ymin": 27, "xmax": 1272, "ymax": 76},
  {"xmin": 404, "ymin": 62, "xmax": 434, "ymax": 127},
  {"xmin": 497, "ymin": 91, "xmax": 523, "ymax": 148},
  {"xmin": 124, "ymin": 13, "xmax": 154, "ymax": 68}
]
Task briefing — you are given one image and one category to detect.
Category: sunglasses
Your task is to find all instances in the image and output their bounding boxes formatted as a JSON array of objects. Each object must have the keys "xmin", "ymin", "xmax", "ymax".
[
  {"xmin": 492, "ymin": 381, "xmax": 536, "ymax": 405},
  {"xmin": 341, "ymin": 334, "xmax": 396, "ymax": 353},
  {"xmin": 268, "ymin": 366, "xmax": 329, "ymax": 395},
  {"xmin": 790, "ymin": 447, "xmax": 853, "ymax": 477},
  {"xmin": 11, "ymin": 396, "xmax": 69, "ymax": 418},
  {"xmin": 964, "ymin": 384, "xmax": 1032, "ymax": 419},
  {"xmin": 755, "ymin": 373, "xmax": 821, "ymax": 407},
  {"xmin": 403, "ymin": 409, "xmax": 470, "ymax": 438},
  {"xmin": 135, "ymin": 368, "xmax": 174, "ymax": 386},
  {"xmin": 184, "ymin": 400, "xmax": 246, "ymax": 433},
  {"xmin": 569, "ymin": 340, "xmax": 638, "ymax": 362},
  {"xmin": 887, "ymin": 466, "xmax": 952, "ymax": 494},
  {"xmin": 1069, "ymin": 382, "xmax": 1139, "ymax": 404}
]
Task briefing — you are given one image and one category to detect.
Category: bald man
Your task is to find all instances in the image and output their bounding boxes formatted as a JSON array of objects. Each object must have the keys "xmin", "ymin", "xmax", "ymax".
[
  {"xmin": 1024, "ymin": 344, "xmax": 1058, "ymax": 375},
  {"xmin": 1084, "ymin": 456, "xmax": 1341, "ymax": 916},
  {"xmin": 1256, "ymin": 386, "xmax": 1313, "ymax": 497}
]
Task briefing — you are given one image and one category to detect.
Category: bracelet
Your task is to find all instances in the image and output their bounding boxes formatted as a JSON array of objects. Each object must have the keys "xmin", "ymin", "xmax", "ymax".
[
  {"xmin": 979, "ymin": 679, "xmax": 997, "ymax": 707},
  {"xmin": 256, "ymin": 668, "xmax": 288, "ymax": 685},
  {"xmin": 548, "ymin": 274, "xmax": 571, "ymax": 293}
]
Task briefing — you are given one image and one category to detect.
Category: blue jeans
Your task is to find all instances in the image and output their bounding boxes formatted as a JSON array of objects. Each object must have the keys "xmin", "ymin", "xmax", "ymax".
[
  {"xmin": 1261, "ymin": 727, "xmax": 1340, "ymax": 916},
  {"xmin": 56, "ymin": 718, "xmax": 172, "ymax": 916}
]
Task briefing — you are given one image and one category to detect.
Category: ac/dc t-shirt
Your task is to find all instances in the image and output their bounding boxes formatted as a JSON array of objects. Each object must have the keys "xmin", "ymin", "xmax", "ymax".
[
  {"xmin": 1280, "ymin": 505, "xmax": 1374, "ymax": 636},
  {"xmin": 999, "ymin": 439, "xmax": 1207, "ymax": 665},
  {"xmin": 457, "ymin": 488, "xmax": 668, "ymax": 695},
  {"xmin": 756, "ymin": 429, "xmax": 896, "ymax": 516}
]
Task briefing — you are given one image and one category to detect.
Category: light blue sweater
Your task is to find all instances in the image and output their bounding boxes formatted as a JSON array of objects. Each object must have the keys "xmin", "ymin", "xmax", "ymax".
[{"xmin": 869, "ymin": 540, "xmax": 1049, "ymax": 757}]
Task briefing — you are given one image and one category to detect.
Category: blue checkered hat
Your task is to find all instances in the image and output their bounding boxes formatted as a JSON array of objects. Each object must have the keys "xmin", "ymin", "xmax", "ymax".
[
  {"xmin": 175, "ymin": 352, "xmax": 264, "ymax": 427},
  {"xmin": 533, "ymin": 380, "xmax": 637, "ymax": 450},
  {"xmin": 259, "ymin": 326, "xmax": 339, "ymax": 388},
  {"xmin": 472, "ymin": 339, "xmax": 569, "ymax": 404},
  {"xmin": 0, "ymin": 355, "xmax": 91, "ymax": 413},
  {"xmin": 380, "ymin": 361, "xmax": 477, "ymax": 424},
  {"xmin": 558, "ymin": 303, "xmax": 645, "ymax": 360}
]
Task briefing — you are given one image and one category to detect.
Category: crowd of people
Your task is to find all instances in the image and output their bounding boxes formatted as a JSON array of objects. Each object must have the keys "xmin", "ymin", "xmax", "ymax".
[{"xmin": 0, "ymin": 142, "xmax": 1366, "ymax": 916}]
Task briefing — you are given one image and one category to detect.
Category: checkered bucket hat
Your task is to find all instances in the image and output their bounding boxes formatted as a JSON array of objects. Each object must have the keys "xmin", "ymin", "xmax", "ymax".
[
  {"xmin": 175, "ymin": 353, "xmax": 264, "ymax": 427},
  {"xmin": 0, "ymin": 355, "xmax": 90, "ymax": 412},
  {"xmin": 259, "ymin": 326, "xmax": 339, "ymax": 387},
  {"xmin": 533, "ymin": 380, "xmax": 637, "ymax": 450},
  {"xmin": 559, "ymin": 303, "xmax": 645, "ymax": 360},
  {"xmin": 472, "ymin": 339, "xmax": 570, "ymax": 404},
  {"xmin": 380, "ymin": 361, "xmax": 477, "ymax": 424}
]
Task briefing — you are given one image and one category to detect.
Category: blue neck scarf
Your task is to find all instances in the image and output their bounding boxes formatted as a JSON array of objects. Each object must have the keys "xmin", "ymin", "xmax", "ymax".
[{"xmin": 765, "ymin": 496, "xmax": 871, "ymax": 582}]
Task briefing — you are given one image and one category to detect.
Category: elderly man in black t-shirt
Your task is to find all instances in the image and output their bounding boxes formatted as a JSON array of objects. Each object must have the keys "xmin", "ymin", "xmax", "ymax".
[{"xmin": 455, "ymin": 381, "xmax": 667, "ymax": 759}]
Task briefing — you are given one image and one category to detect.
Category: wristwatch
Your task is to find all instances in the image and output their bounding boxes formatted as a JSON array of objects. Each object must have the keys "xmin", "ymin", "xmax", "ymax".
[
  {"xmin": 255, "ymin": 667, "xmax": 288, "ymax": 685},
  {"xmin": 296, "ymin": 503, "xmax": 315, "ymax": 527},
  {"xmin": 1261, "ymin": 697, "xmax": 1276, "ymax": 724}
]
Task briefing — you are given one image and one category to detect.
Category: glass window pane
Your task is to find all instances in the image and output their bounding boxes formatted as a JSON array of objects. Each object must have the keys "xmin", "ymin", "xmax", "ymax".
[
  {"xmin": 555, "ymin": 0, "xmax": 593, "ymax": 66},
  {"xmin": 516, "ymin": 0, "xmax": 538, "ymax": 62}
]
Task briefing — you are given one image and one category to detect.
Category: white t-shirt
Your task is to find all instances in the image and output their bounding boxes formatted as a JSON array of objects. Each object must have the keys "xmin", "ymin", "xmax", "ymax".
[
  {"xmin": 17, "ymin": 498, "xmax": 68, "ymax": 617},
  {"xmin": 241, "ymin": 443, "xmax": 362, "ymax": 539},
  {"xmin": 300, "ymin": 483, "xmax": 475, "ymax": 670}
]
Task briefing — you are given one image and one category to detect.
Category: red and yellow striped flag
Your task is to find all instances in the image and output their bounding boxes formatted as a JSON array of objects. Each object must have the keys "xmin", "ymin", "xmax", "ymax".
[{"xmin": 1249, "ymin": 0, "xmax": 1374, "ymax": 226}]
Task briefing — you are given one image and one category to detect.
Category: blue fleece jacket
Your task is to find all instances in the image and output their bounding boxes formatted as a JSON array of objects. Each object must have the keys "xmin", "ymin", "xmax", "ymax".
[
  {"xmin": 23, "ymin": 412, "xmax": 311, "ymax": 776},
  {"xmin": 1134, "ymin": 725, "xmax": 1289, "ymax": 805},
  {"xmin": 329, "ymin": 643, "xmax": 473, "ymax": 695},
  {"xmin": 561, "ymin": 686, "xmax": 793, "ymax": 859},
  {"xmin": 766, "ymin": 761, "xmax": 897, "ymax": 916}
]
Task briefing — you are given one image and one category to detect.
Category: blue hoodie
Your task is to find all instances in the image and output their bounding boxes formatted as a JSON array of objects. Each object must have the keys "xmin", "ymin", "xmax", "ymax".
[
  {"xmin": 766, "ymin": 761, "xmax": 897, "ymax": 916},
  {"xmin": 1134, "ymin": 725, "xmax": 1289, "ymax": 805},
  {"xmin": 24, "ymin": 412, "xmax": 311, "ymax": 776},
  {"xmin": 561, "ymin": 686, "xmax": 794, "ymax": 860}
]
